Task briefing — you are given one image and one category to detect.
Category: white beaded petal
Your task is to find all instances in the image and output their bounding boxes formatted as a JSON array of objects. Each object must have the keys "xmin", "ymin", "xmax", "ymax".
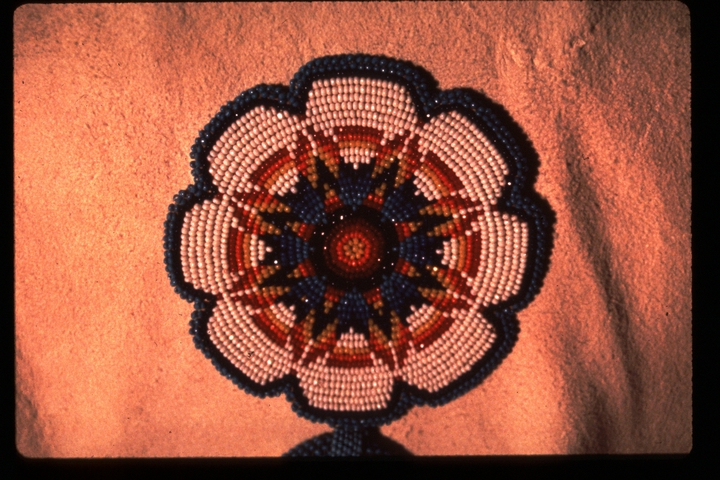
[
  {"xmin": 297, "ymin": 329, "xmax": 395, "ymax": 411},
  {"xmin": 401, "ymin": 307, "xmax": 496, "ymax": 393},
  {"xmin": 207, "ymin": 106, "xmax": 305, "ymax": 197},
  {"xmin": 470, "ymin": 211, "xmax": 529, "ymax": 305},
  {"xmin": 418, "ymin": 111, "xmax": 509, "ymax": 207},
  {"xmin": 306, "ymin": 77, "xmax": 417, "ymax": 139},
  {"xmin": 207, "ymin": 298, "xmax": 293, "ymax": 386},
  {"xmin": 180, "ymin": 198, "xmax": 237, "ymax": 295}
]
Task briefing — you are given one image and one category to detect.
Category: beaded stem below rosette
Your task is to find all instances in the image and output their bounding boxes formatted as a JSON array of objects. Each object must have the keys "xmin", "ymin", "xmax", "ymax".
[{"xmin": 163, "ymin": 54, "xmax": 551, "ymax": 456}]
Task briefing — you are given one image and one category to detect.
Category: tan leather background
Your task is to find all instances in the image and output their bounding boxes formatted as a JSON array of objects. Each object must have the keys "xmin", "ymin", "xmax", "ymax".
[{"xmin": 14, "ymin": 2, "xmax": 691, "ymax": 456}]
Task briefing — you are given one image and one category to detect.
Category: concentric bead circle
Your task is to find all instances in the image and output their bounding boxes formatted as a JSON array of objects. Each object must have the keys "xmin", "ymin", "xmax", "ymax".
[
  {"xmin": 323, "ymin": 217, "xmax": 385, "ymax": 279},
  {"xmin": 164, "ymin": 54, "xmax": 551, "ymax": 428}
]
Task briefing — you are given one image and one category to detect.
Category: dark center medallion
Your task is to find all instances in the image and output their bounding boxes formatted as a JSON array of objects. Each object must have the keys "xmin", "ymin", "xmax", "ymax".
[
  {"xmin": 324, "ymin": 217, "xmax": 384, "ymax": 279},
  {"xmin": 309, "ymin": 206, "xmax": 399, "ymax": 291}
]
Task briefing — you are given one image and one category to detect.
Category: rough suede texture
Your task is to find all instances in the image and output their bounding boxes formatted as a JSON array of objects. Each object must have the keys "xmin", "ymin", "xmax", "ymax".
[{"xmin": 14, "ymin": 2, "xmax": 691, "ymax": 456}]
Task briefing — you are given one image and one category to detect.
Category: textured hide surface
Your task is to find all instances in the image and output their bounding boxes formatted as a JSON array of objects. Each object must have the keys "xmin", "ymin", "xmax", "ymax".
[{"xmin": 14, "ymin": 2, "xmax": 691, "ymax": 456}]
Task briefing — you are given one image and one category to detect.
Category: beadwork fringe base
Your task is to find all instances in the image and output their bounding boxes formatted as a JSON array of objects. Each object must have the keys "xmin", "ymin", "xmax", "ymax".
[{"xmin": 284, "ymin": 426, "xmax": 412, "ymax": 457}]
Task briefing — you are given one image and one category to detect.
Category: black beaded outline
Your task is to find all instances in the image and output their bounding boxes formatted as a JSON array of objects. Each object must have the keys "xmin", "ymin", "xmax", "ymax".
[
  {"xmin": 283, "ymin": 427, "xmax": 413, "ymax": 456},
  {"xmin": 163, "ymin": 54, "xmax": 553, "ymax": 428}
]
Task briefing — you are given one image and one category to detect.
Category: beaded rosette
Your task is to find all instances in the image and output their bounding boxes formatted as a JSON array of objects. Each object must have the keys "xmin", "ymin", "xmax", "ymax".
[{"xmin": 164, "ymin": 55, "xmax": 551, "ymax": 456}]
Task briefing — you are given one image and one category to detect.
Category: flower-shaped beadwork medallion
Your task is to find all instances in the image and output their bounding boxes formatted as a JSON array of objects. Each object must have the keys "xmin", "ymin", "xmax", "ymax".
[{"xmin": 164, "ymin": 55, "xmax": 551, "ymax": 456}]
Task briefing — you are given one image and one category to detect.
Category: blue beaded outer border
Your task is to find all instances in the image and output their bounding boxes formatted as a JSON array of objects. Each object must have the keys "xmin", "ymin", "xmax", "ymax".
[{"xmin": 163, "ymin": 54, "xmax": 553, "ymax": 428}]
